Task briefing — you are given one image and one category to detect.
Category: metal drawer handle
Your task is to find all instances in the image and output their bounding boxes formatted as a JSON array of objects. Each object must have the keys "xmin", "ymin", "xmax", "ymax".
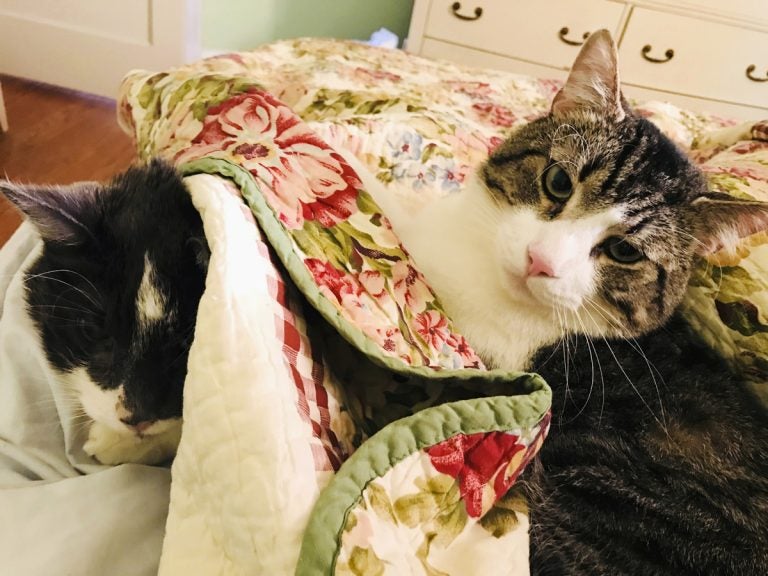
[
  {"xmin": 558, "ymin": 27, "xmax": 590, "ymax": 46},
  {"xmin": 746, "ymin": 64, "xmax": 768, "ymax": 83},
  {"xmin": 641, "ymin": 45, "xmax": 674, "ymax": 63},
  {"xmin": 451, "ymin": 2, "xmax": 483, "ymax": 21}
]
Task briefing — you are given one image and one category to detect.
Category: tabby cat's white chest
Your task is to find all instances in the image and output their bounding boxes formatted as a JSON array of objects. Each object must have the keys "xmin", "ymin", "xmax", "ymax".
[{"xmin": 365, "ymin": 173, "xmax": 565, "ymax": 370}]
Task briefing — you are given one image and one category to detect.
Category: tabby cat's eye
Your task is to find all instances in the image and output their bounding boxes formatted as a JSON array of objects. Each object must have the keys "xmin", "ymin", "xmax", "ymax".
[
  {"xmin": 603, "ymin": 236, "xmax": 644, "ymax": 263},
  {"xmin": 543, "ymin": 165, "xmax": 573, "ymax": 202}
]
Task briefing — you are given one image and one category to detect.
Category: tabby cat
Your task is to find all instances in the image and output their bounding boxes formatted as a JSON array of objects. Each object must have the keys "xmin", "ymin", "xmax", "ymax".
[
  {"xmin": 0, "ymin": 160, "xmax": 208, "ymax": 464},
  {"xmin": 367, "ymin": 30, "xmax": 768, "ymax": 575}
]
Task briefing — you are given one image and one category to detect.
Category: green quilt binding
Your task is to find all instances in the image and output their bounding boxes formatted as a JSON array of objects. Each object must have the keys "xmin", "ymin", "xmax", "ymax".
[{"xmin": 295, "ymin": 392, "xmax": 551, "ymax": 575}]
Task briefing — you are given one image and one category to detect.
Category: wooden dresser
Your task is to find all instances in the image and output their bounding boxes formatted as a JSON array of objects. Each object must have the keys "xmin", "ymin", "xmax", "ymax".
[{"xmin": 406, "ymin": 0, "xmax": 768, "ymax": 120}]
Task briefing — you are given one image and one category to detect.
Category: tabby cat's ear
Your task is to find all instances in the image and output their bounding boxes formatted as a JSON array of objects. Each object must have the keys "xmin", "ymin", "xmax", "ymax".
[
  {"xmin": 551, "ymin": 29, "xmax": 626, "ymax": 121},
  {"xmin": 691, "ymin": 193, "xmax": 768, "ymax": 255},
  {"xmin": 0, "ymin": 181, "xmax": 99, "ymax": 245}
]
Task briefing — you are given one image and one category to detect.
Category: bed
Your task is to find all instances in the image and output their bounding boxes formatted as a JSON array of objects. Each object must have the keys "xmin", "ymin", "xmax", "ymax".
[{"xmin": 1, "ymin": 38, "xmax": 766, "ymax": 575}]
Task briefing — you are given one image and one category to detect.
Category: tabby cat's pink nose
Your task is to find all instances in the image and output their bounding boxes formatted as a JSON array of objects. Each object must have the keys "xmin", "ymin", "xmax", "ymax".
[{"xmin": 527, "ymin": 244, "xmax": 557, "ymax": 278}]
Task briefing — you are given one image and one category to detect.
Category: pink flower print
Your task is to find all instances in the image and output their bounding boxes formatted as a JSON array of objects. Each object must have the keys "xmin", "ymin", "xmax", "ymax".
[
  {"xmin": 291, "ymin": 149, "xmax": 362, "ymax": 228},
  {"xmin": 704, "ymin": 165, "xmax": 768, "ymax": 181},
  {"xmin": 305, "ymin": 260, "xmax": 405, "ymax": 356},
  {"xmin": 233, "ymin": 142, "xmax": 272, "ymax": 160},
  {"xmin": 537, "ymin": 78, "xmax": 563, "ymax": 97},
  {"xmin": 415, "ymin": 310, "xmax": 451, "ymax": 350},
  {"xmin": 391, "ymin": 261, "xmax": 432, "ymax": 314},
  {"xmin": 472, "ymin": 102, "xmax": 517, "ymax": 128},
  {"xmin": 488, "ymin": 136, "xmax": 504, "ymax": 153},
  {"xmin": 447, "ymin": 333, "xmax": 483, "ymax": 368},
  {"xmin": 730, "ymin": 140, "xmax": 768, "ymax": 155},
  {"xmin": 182, "ymin": 88, "xmax": 362, "ymax": 229},
  {"xmin": 359, "ymin": 270, "xmax": 386, "ymax": 298},
  {"xmin": 444, "ymin": 80, "xmax": 494, "ymax": 99},
  {"xmin": 305, "ymin": 259, "xmax": 361, "ymax": 306},
  {"xmin": 354, "ymin": 67, "xmax": 402, "ymax": 82},
  {"xmin": 445, "ymin": 128, "xmax": 502, "ymax": 168}
]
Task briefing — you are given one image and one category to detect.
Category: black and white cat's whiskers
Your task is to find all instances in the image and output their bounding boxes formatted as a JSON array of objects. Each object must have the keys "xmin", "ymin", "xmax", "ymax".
[{"xmin": 0, "ymin": 159, "xmax": 208, "ymax": 464}]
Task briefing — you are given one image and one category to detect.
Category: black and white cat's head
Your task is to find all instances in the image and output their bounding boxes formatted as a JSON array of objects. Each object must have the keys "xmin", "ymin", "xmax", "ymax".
[
  {"xmin": 477, "ymin": 31, "xmax": 768, "ymax": 340},
  {"xmin": 0, "ymin": 160, "xmax": 208, "ymax": 437}
]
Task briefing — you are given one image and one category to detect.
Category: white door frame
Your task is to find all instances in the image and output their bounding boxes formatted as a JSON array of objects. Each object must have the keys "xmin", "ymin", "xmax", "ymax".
[{"xmin": 0, "ymin": 0, "xmax": 201, "ymax": 98}]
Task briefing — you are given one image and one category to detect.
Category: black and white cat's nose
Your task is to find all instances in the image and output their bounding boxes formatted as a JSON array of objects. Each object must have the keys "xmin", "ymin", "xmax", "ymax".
[{"xmin": 120, "ymin": 416, "xmax": 155, "ymax": 434}]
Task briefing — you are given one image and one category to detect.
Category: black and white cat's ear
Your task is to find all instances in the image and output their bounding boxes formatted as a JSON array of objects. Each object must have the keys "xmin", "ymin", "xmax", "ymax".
[
  {"xmin": 187, "ymin": 234, "xmax": 211, "ymax": 271},
  {"xmin": 691, "ymin": 193, "xmax": 768, "ymax": 255},
  {"xmin": 551, "ymin": 29, "xmax": 626, "ymax": 121},
  {"xmin": 0, "ymin": 181, "xmax": 99, "ymax": 245}
]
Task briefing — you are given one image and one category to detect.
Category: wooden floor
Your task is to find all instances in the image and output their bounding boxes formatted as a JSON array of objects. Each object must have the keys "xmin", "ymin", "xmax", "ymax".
[{"xmin": 0, "ymin": 75, "xmax": 136, "ymax": 247}]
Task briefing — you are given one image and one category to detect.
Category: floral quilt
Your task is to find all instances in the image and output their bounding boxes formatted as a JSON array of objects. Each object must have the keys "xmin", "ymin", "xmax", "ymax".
[{"xmin": 117, "ymin": 38, "xmax": 768, "ymax": 575}]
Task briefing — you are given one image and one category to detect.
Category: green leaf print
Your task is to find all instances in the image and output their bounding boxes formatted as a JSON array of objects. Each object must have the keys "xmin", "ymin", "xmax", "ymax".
[
  {"xmin": 346, "ymin": 546, "xmax": 386, "ymax": 576},
  {"xmin": 416, "ymin": 533, "xmax": 450, "ymax": 576},
  {"xmin": 366, "ymin": 482, "xmax": 396, "ymax": 524},
  {"xmin": 344, "ymin": 511, "xmax": 358, "ymax": 533},
  {"xmin": 294, "ymin": 222, "xmax": 348, "ymax": 269},
  {"xmin": 424, "ymin": 475, "xmax": 460, "ymax": 507},
  {"xmin": 394, "ymin": 492, "xmax": 439, "ymax": 527},
  {"xmin": 707, "ymin": 174, "xmax": 756, "ymax": 198},
  {"xmin": 713, "ymin": 266, "xmax": 765, "ymax": 300},
  {"xmin": 715, "ymin": 299, "xmax": 768, "ymax": 336},
  {"xmin": 479, "ymin": 486, "xmax": 528, "ymax": 538},
  {"xmin": 137, "ymin": 74, "xmax": 168, "ymax": 109},
  {"xmin": 166, "ymin": 80, "xmax": 195, "ymax": 116},
  {"xmin": 355, "ymin": 191, "xmax": 383, "ymax": 217},
  {"xmin": 402, "ymin": 475, "xmax": 468, "ymax": 548},
  {"xmin": 432, "ymin": 497, "xmax": 468, "ymax": 548}
]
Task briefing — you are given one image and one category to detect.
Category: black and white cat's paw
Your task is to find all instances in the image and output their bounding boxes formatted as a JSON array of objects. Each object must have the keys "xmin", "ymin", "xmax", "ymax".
[{"xmin": 84, "ymin": 421, "xmax": 182, "ymax": 466}]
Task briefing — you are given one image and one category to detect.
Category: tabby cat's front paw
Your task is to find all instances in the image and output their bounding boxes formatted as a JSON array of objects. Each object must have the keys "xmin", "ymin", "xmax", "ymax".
[{"xmin": 84, "ymin": 421, "xmax": 182, "ymax": 465}]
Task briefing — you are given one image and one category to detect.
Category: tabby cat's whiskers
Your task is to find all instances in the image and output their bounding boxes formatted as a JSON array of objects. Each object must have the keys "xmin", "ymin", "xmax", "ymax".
[{"xmin": 583, "ymin": 296, "xmax": 668, "ymax": 427}]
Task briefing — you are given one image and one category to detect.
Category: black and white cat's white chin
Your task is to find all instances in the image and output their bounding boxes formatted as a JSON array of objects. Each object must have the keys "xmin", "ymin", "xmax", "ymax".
[
  {"xmin": 60, "ymin": 366, "xmax": 182, "ymax": 464},
  {"xmin": 84, "ymin": 420, "xmax": 182, "ymax": 466}
]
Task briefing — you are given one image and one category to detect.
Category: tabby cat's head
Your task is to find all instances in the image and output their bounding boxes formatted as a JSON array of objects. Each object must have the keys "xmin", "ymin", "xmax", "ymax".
[
  {"xmin": 481, "ymin": 30, "xmax": 768, "ymax": 338},
  {"xmin": 0, "ymin": 160, "xmax": 208, "ymax": 437}
]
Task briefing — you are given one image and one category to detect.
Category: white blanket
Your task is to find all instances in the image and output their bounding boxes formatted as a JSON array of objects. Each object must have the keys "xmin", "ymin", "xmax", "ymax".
[{"xmin": 159, "ymin": 174, "xmax": 334, "ymax": 575}]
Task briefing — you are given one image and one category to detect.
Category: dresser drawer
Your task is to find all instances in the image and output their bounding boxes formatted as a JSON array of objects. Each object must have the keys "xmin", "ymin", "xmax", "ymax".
[
  {"xmin": 423, "ymin": 0, "xmax": 625, "ymax": 70},
  {"xmin": 620, "ymin": 8, "xmax": 768, "ymax": 110},
  {"xmin": 421, "ymin": 37, "xmax": 570, "ymax": 79}
]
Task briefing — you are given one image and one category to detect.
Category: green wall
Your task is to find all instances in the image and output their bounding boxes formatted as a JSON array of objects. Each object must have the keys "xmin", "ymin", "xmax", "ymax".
[{"xmin": 203, "ymin": 0, "xmax": 414, "ymax": 52}]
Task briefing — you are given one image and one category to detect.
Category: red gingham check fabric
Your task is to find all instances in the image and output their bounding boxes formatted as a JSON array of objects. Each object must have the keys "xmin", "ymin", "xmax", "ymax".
[{"xmin": 254, "ymin": 239, "xmax": 348, "ymax": 472}]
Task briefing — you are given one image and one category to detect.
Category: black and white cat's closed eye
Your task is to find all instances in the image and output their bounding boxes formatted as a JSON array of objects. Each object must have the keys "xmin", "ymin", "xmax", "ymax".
[
  {"xmin": 76, "ymin": 317, "xmax": 105, "ymax": 343},
  {"xmin": 602, "ymin": 236, "xmax": 644, "ymax": 263},
  {"xmin": 542, "ymin": 164, "xmax": 573, "ymax": 202}
]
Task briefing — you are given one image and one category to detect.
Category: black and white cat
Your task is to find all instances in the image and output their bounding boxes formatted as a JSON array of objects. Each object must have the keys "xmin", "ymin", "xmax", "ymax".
[
  {"xmin": 0, "ymin": 160, "xmax": 208, "ymax": 464},
  {"xmin": 356, "ymin": 30, "xmax": 768, "ymax": 574}
]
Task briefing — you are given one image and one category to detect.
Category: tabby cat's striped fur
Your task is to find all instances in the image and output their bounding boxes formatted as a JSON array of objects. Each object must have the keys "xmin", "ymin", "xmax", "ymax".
[{"xmin": 378, "ymin": 30, "xmax": 768, "ymax": 574}]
